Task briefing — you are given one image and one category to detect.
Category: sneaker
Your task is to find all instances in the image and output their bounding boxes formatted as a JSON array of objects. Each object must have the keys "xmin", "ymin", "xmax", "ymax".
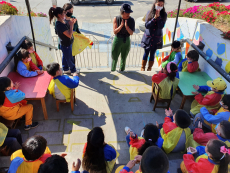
[
  {"xmin": 63, "ymin": 70, "xmax": 71, "ymax": 74},
  {"xmin": 125, "ymin": 126, "xmax": 132, "ymax": 135},
  {"xmin": 118, "ymin": 69, "xmax": 124, "ymax": 73},
  {"xmin": 24, "ymin": 122, "xmax": 39, "ymax": 131}
]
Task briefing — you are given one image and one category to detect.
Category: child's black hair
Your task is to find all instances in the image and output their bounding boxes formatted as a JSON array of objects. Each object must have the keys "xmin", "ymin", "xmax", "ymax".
[
  {"xmin": 63, "ymin": 3, "xmax": 73, "ymax": 11},
  {"xmin": 171, "ymin": 40, "xmax": 181, "ymax": 49},
  {"xmin": 46, "ymin": 63, "xmax": 60, "ymax": 76},
  {"xmin": 14, "ymin": 49, "xmax": 30, "ymax": 71},
  {"xmin": 140, "ymin": 146, "xmax": 169, "ymax": 173},
  {"xmin": 21, "ymin": 39, "xmax": 33, "ymax": 50},
  {"xmin": 175, "ymin": 109, "xmax": 191, "ymax": 128},
  {"xmin": 49, "ymin": 7, "xmax": 64, "ymax": 24},
  {"xmin": 207, "ymin": 139, "xmax": 230, "ymax": 173},
  {"xmin": 138, "ymin": 123, "xmax": 159, "ymax": 155},
  {"xmin": 22, "ymin": 135, "xmax": 47, "ymax": 161},
  {"xmin": 187, "ymin": 50, "xmax": 199, "ymax": 61},
  {"xmin": 220, "ymin": 120, "xmax": 230, "ymax": 139},
  {"xmin": 0, "ymin": 77, "xmax": 11, "ymax": 105},
  {"xmin": 166, "ymin": 62, "xmax": 178, "ymax": 82},
  {"xmin": 83, "ymin": 127, "xmax": 107, "ymax": 173},
  {"xmin": 222, "ymin": 94, "xmax": 230, "ymax": 110},
  {"xmin": 38, "ymin": 155, "xmax": 68, "ymax": 173}
]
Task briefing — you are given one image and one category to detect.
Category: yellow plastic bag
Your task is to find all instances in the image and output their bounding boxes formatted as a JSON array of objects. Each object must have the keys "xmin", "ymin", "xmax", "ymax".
[{"xmin": 72, "ymin": 32, "xmax": 93, "ymax": 56}]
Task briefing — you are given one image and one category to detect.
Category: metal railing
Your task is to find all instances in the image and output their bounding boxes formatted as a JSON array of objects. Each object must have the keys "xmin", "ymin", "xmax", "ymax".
[
  {"xmin": 0, "ymin": 36, "xmax": 57, "ymax": 74},
  {"xmin": 53, "ymin": 34, "xmax": 100, "ymax": 69}
]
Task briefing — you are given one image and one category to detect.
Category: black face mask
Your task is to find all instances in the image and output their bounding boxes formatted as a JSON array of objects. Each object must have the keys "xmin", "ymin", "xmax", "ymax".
[{"xmin": 66, "ymin": 12, "xmax": 73, "ymax": 17}]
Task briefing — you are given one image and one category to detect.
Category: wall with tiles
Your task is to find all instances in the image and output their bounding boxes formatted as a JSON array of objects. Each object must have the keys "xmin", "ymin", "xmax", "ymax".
[
  {"xmin": 0, "ymin": 15, "xmax": 56, "ymax": 76},
  {"xmin": 154, "ymin": 17, "xmax": 230, "ymax": 93}
]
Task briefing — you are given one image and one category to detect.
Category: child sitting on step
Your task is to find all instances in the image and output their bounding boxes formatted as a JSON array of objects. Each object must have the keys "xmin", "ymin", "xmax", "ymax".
[
  {"xmin": 159, "ymin": 109, "xmax": 191, "ymax": 154},
  {"xmin": 0, "ymin": 77, "xmax": 38, "ymax": 131},
  {"xmin": 125, "ymin": 123, "xmax": 163, "ymax": 160},
  {"xmin": 161, "ymin": 40, "xmax": 182, "ymax": 68},
  {"xmin": 47, "ymin": 62, "xmax": 79, "ymax": 101},
  {"xmin": 190, "ymin": 77, "xmax": 227, "ymax": 117},
  {"xmin": 21, "ymin": 39, "xmax": 45, "ymax": 70},
  {"xmin": 8, "ymin": 135, "xmax": 51, "ymax": 173},
  {"xmin": 151, "ymin": 62, "xmax": 179, "ymax": 100},
  {"xmin": 179, "ymin": 139, "xmax": 230, "ymax": 173},
  {"xmin": 16, "ymin": 49, "xmax": 44, "ymax": 77},
  {"xmin": 178, "ymin": 50, "xmax": 199, "ymax": 73},
  {"xmin": 117, "ymin": 146, "xmax": 170, "ymax": 173}
]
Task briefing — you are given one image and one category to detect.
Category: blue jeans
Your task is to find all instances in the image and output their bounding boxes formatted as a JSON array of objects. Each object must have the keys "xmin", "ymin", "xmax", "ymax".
[
  {"xmin": 193, "ymin": 113, "xmax": 211, "ymax": 131},
  {"xmin": 60, "ymin": 44, "xmax": 76, "ymax": 73},
  {"xmin": 2, "ymin": 129, "xmax": 22, "ymax": 154},
  {"xmin": 142, "ymin": 47, "xmax": 157, "ymax": 61}
]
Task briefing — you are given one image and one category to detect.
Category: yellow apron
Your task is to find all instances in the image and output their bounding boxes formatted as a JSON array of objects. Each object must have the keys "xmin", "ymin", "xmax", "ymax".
[
  {"xmin": 30, "ymin": 53, "xmax": 45, "ymax": 71},
  {"xmin": 156, "ymin": 77, "xmax": 179, "ymax": 99},
  {"xmin": 129, "ymin": 137, "xmax": 144, "ymax": 160},
  {"xmin": 181, "ymin": 60, "xmax": 199, "ymax": 72},
  {"xmin": 0, "ymin": 122, "xmax": 8, "ymax": 147},
  {"xmin": 185, "ymin": 134, "xmax": 201, "ymax": 149},
  {"xmin": 161, "ymin": 127, "xmax": 191, "ymax": 154}
]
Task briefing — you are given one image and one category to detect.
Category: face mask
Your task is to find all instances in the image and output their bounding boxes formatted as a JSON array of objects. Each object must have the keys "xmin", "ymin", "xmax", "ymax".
[
  {"xmin": 27, "ymin": 57, "xmax": 32, "ymax": 62},
  {"xmin": 155, "ymin": 5, "xmax": 163, "ymax": 11},
  {"xmin": 66, "ymin": 12, "xmax": 73, "ymax": 17}
]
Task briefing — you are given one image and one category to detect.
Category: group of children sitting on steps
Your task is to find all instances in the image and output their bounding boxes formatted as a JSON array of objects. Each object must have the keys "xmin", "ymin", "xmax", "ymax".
[{"xmin": 0, "ymin": 40, "xmax": 230, "ymax": 173}]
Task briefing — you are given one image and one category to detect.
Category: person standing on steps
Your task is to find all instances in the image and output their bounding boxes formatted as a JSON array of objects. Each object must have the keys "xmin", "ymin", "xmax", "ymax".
[
  {"xmin": 49, "ymin": 7, "xmax": 77, "ymax": 75},
  {"xmin": 111, "ymin": 3, "xmax": 135, "ymax": 72},
  {"xmin": 141, "ymin": 0, "xmax": 167, "ymax": 71}
]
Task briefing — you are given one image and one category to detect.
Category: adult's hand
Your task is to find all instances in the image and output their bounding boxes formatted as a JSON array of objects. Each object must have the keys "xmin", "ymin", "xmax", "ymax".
[
  {"xmin": 155, "ymin": 9, "xmax": 160, "ymax": 18},
  {"xmin": 121, "ymin": 19, "xmax": 125, "ymax": 27}
]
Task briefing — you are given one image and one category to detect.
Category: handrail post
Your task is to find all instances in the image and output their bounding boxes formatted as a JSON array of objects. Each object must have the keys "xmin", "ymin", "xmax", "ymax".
[
  {"xmin": 172, "ymin": 0, "xmax": 182, "ymax": 42},
  {"xmin": 25, "ymin": 0, "xmax": 36, "ymax": 52}
]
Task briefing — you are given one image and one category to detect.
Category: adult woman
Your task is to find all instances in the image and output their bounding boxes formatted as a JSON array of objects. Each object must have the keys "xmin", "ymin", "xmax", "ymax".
[
  {"xmin": 111, "ymin": 3, "xmax": 135, "ymax": 72},
  {"xmin": 49, "ymin": 7, "xmax": 77, "ymax": 75},
  {"xmin": 141, "ymin": 0, "xmax": 167, "ymax": 71},
  {"xmin": 82, "ymin": 127, "xmax": 117, "ymax": 173}
]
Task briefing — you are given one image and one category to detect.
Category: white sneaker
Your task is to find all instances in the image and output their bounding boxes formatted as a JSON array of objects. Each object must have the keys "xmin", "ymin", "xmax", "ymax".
[
  {"xmin": 125, "ymin": 126, "xmax": 132, "ymax": 135},
  {"xmin": 63, "ymin": 70, "xmax": 71, "ymax": 74}
]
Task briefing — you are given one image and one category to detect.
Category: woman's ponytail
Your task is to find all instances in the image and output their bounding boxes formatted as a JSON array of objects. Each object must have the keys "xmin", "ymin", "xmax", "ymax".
[
  {"xmin": 138, "ymin": 124, "xmax": 159, "ymax": 155},
  {"xmin": 49, "ymin": 7, "xmax": 64, "ymax": 24},
  {"xmin": 0, "ymin": 77, "xmax": 11, "ymax": 105},
  {"xmin": 49, "ymin": 7, "xmax": 55, "ymax": 24},
  {"xmin": 166, "ymin": 62, "xmax": 178, "ymax": 81}
]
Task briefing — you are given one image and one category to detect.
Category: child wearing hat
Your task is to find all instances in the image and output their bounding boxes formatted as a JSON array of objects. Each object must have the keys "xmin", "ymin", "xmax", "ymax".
[
  {"xmin": 161, "ymin": 40, "xmax": 182, "ymax": 68},
  {"xmin": 190, "ymin": 77, "xmax": 227, "ymax": 116},
  {"xmin": 178, "ymin": 50, "xmax": 199, "ymax": 73},
  {"xmin": 159, "ymin": 109, "xmax": 191, "ymax": 154}
]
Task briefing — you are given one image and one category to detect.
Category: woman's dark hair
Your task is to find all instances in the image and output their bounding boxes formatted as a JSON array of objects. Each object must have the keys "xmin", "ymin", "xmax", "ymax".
[
  {"xmin": 147, "ymin": 0, "xmax": 166, "ymax": 22},
  {"xmin": 83, "ymin": 127, "xmax": 107, "ymax": 173},
  {"xmin": 22, "ymin": 135, "xmax": 47, "ymax": 161},
  {"xmin": 63, "ymin": 3, "xmax": 73, "ymax": 11},
  {"xmin": 207, "ymin": 139, "xmax": 230, "ymax": 173},
  {"xmin": 165, "ymin": 63, "xmax": 178, "ymax": 81},
  {"xmin": 138, "ymin": 123, "xmax": 159, "ymax": 155},
  {"xmin": 21, "ymin": 39, "xmax": 33, "ymax": 50},
  {"xmin": 14, "ymin": 49, "xmax": 30, "ymax": 72},
  {"xmin": 0, "ymin": 77, "xmax": 11, "ymax": 105},
  {"xmin": 49, "ymin": 7, "xmax": 64, "ymax": 24},
  {"xmin": 38, "ymin": 155, "xmax": 68, "ymax": 173}
]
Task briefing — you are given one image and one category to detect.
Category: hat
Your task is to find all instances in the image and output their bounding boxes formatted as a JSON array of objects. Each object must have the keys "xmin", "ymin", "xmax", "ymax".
[
  {"xmin": 120, "ymin": 3, "xmax": 133, "ymax": 13},
  {"xmin": 207, "ymin": 77, "xmax": 227, "ymax": 91},
  {"xmin": 175, "ymin": 110, "xmax": 191, "ymax": 129}
]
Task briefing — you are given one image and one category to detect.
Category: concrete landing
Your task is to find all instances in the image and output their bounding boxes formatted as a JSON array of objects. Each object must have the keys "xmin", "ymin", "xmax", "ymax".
[{"xmin": 0, "ymin": 70, "xmax": 192, "ymax": 172}]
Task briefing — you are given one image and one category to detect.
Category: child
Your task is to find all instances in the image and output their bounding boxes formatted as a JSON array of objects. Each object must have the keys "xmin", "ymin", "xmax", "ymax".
[
  {"xmin": 152, "ymin": 62, "xmax": 179, "ymax": 100},
  {"xmin": 16, "ymin": 49, "xmax": 44, "ymax": 77},
  {"xmin": 193, "ymin": 121, "xmax": 230, "ymax": 147},
  {"xmin": 38, "ymin": 155, "xmax": 81, "ymax": 173},
  {"xmin": 8, "ymin": 135, "xmax": 52, "ymax": 173},
  {"xmin": 193, "ymin": 94, "xmax": 230, "ymax": 132},
  {"xmin": 160, "ymin": 109, "xmax": 191, "ymax": 154},
  {"xmin": 190, "ymin": 77, "xmax": 227, "ymax": 116},
  {"xmin": 47, "ymin": 62, "xmax": 79, "ymax": 101},
  {"xmin": 0, "ymin": 77, "xmax": 38, "ymax": 130},
  {"xmin": 82, "ymin": 127, "xmax": 118, "ymax": 173},
  {"xmin": 161, "ymin": 40, "xmax": 182, "ymax": 68},
  {"xmin": 125, "ymin": 124, "xmax": 163, "ymax": 160},
  {"xmin": 118, "ymin": 146, "xmax": 170, "ymax": 173},
  {"xmin": 21, "ymin": 40, "xmax": 45, "ymax": 70},
  {"xmin": 0, "ymin": 123, "xmax": 22, "ymax": 154},
  {"xmin": 180, "ymin": 139, "xmax": 230, "ymax": 173},
  {"xmin": 178, "ymin": 50, "xmax": 199, "ymax": 73}
]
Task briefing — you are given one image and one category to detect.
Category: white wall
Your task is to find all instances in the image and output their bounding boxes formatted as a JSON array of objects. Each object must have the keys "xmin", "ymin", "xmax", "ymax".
[{"xmin": 0, "ymin": 15, "xmax": 56, "ymax": 76}]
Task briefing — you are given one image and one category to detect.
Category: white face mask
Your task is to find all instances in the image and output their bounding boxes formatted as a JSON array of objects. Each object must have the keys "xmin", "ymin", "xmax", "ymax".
[{"xmin": 155, "ymin": 5, "xmax": 163, "ymax": 11}]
